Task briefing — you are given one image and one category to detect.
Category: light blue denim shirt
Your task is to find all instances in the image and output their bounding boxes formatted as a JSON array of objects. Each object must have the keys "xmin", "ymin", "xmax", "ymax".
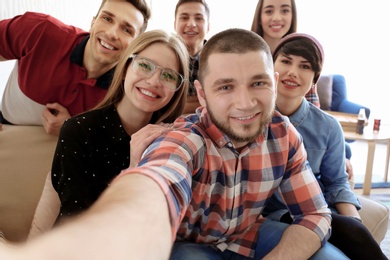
[
  {"xmin": 287, "ymin": 99, "xmax": 360, "ymax": 209},
  {"xmin": 266, "ymin": 98, "xmax": 361, "ymax": 213}
]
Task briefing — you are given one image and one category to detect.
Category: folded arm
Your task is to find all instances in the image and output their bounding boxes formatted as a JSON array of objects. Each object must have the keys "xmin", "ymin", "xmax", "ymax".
[
  {"xmin": 320, "ymin": 119, "xmax": 361, "ymax": 210},
  {"xmin": 264, "ymin": 224, "xmax": 321, "ymax": 259},
  {"xmin": 281, "ymin": 162, "xmax": 332, "ymax": 242},
  {"xmin": 276, "ymin": 124, "xmax": 332, "ymax": 259}
]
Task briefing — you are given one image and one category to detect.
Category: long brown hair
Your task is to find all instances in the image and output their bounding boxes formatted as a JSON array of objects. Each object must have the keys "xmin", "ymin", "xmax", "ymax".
[
  {"xmin": 250, "ymin": 0, "xmax": 297, "ymax": 38},
  {"xmin": 95, "ymin": 29, "xmax": 190, "ymax": 124}
]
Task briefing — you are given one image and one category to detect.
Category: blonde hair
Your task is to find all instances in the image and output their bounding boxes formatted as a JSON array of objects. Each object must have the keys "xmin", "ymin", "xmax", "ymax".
[{"xmin": 96, "ymin": 29, "xmax": 190, "ymax": 124}]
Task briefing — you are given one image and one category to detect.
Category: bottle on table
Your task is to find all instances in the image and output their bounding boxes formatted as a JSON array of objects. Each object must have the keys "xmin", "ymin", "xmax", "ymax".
[
  {"xmin": 373, "ymin": 119, "xmax": 381, "ymax": 133},
  {"xmin": 356, "ymin": 108, "xmax": 366, "ymax": 134}
]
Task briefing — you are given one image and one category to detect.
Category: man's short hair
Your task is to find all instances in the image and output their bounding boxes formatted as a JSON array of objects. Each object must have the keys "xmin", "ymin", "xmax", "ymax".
[{"xmin": 198, "ymin": 28, "xmax": 272, "ymax": 83}]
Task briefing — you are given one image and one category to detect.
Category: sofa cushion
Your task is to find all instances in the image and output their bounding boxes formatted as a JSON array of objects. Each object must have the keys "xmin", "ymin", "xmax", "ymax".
[
  {"xmin": 357, "ymin": 195, "xmax": 389, "ymax": 244},
  {"xmin": 317, "ymin": 75, "xmax": 333, "ymax": 111},
  {"xmin": 0, "ymin": 125, "xmax": 57, "ymax": 242}
]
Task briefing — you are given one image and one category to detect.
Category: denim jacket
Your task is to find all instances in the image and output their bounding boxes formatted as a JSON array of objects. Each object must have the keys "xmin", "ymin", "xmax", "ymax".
[{"xmin": 283, "ymin": 98, "xmax": 361, "ymax": 210}]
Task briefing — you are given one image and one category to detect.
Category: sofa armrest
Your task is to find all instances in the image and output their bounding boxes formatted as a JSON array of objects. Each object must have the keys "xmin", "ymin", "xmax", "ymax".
[
  {"xmin": 357, "ymin": 195, "xmax": 389, "ymax": 244},
  {"xmin": 338, "ymin": 100, "xmax": 371, "ymax": 118}
]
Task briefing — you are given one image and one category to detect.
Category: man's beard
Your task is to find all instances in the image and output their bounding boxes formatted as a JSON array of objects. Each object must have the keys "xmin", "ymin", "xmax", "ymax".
[{"xmin": 207, "ymin": 101, "xmax": 274, "ymax": 144}]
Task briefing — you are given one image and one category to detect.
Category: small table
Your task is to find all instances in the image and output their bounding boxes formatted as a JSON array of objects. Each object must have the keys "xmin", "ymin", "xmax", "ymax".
[{"xmin": 343, "ymin": 129, "xmax": 390, "ymax": 195}]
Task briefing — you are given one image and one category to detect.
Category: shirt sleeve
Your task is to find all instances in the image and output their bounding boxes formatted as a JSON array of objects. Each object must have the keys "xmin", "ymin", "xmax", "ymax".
[
  {"xmin": 0, "ymin": 12, "xmax": 45, "ymax": 59},
  {"xmin": 116, "ymin": 130, "xmax": 204, "ymax": 241},
  {"xmin": 0, "ymin": 12, "xmax": 79, "ymax": 60},
  {"xmin": 305, "ymin": 85, "xmax": 320, "ymax": 108},
  {"xmin": 319, "ymin": 117, "xmax": 361, "ymax": 209},
  {"xmin": 279, "ymin": 124, "xmax": 332, "ymax": 246}
]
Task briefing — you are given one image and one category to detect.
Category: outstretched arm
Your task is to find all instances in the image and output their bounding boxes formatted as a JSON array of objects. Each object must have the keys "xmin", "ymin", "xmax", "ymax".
[{"xmin": 1, "ymin": 174, "xmax": 172, "ymax": 259}]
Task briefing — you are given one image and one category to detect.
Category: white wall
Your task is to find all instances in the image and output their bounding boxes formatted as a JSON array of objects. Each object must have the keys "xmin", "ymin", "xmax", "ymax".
[
  {"xmin": 295, "ymin": 0, "xmax": 389, "ymax": 124},
  {"xmin": 1, "ymin": 0, "xmax": 388, "ymax": 124}
]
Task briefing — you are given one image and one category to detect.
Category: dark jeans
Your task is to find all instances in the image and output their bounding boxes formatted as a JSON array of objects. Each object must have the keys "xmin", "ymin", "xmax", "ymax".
[
  {"xmin": 170, "ymin": 218, "xmax": 347, "ymax": 260},
  {"xmin": 330, "ymin": 214, "xmax": 388, "ymax": 260},
  {"xmin": 0, "ymin": 111, "xmax": 12, "ymax": 124},
  {"xmin": 269, "ymin": 211, "xmax": 387, "ymax": 260}
]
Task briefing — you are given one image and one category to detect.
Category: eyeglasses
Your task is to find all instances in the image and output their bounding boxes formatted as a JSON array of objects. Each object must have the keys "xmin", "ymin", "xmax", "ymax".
[{"xmin": 130, "ymin": 54, "xmax": 184, "ymax": 91}]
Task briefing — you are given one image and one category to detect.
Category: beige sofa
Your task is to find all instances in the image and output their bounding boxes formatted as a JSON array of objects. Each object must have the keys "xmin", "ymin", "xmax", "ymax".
[
  {"xmin": 0, "ymin": 124, "xmax": 57, "ymax": 242},
  {"xmin": 0, "ymin": 124, "xmax": 389, "ymax": 244}
]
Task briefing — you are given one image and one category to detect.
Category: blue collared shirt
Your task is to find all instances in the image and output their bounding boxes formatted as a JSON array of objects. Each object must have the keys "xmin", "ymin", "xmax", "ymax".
[{"xmin": 281, "ymin": 99, "xmax": 361, "ymax": 210}]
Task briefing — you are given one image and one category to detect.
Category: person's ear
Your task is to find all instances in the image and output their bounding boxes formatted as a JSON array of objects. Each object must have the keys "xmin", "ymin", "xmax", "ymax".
[
  {"xmin": 312, "ymin": 77, "xmax": 317, "ymax": 88},
  {"xmin": 90, "ymin": 17, "xmax": 96, "ymax": 31},
  {"xmin": 195, "ymin": 80, "xmax": 206, "ymax": 107},
  {"xmin": 274, "ymin": 72, "xmax": 279, "ymax": 96},
  {"xmin": 173, "ymin": 19, "xmax": 179, "ymax": 33}
]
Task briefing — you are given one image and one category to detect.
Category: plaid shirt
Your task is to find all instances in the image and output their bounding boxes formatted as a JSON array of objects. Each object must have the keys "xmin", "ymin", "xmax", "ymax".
[
  {"xmin": 119, "ymin": 107, "xmax": 331, "ymax": 258},
  {"xmin": 187, "ymin": 54, "xmax": 199, "ymax": 97},
  {"xmin": 187, "ymin": 40, "xmax": 207, "ymax": 97},
  {"xmin": 305, "ymin": 84, "xmax": 320, "ymax": 107}
]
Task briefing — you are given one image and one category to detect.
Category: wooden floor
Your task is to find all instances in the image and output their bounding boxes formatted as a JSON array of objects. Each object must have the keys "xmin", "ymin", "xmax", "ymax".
[{"xmin": 354, "ymin": 188, "xmax": 389, "ymax": 195}]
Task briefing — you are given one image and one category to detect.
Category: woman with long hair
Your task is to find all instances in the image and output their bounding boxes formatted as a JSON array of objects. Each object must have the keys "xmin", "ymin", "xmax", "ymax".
[{"xmin": 28, "ymin": 29, "xmax": 190, "ymax": 236}]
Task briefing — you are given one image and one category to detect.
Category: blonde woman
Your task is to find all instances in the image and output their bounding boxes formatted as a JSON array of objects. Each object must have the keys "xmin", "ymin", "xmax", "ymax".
[{"xmin": 28, "ymin": 29, "xmax": 189, "ymax": 237}]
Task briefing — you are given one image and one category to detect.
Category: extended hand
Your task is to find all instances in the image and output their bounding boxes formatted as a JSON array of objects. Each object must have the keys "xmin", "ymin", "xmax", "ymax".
[
  {"xmin": 345, "ymin": 158, "xmax": 354, "ymax": 180},
  {"xmin": 41, "ymin": 103, "xmax": 71, "ymax": 136},
  {"xmin": 129, "ymin": 123, "xmax": 173, "ymax": 168}
]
